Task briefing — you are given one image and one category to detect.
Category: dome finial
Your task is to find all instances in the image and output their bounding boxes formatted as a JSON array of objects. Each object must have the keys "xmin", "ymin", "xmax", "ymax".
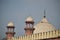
[{"xmin": 44, "ymin": 10, "xmax": 46, "ymax": 18}]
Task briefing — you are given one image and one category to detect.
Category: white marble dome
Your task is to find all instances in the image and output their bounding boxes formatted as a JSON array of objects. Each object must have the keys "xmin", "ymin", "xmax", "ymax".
[
  {"xmin": 26, "ymin": 16, "xmax": 34, "ymax": 22},
  {"xmin": 34, "ymin": 17, "xmax": 56, "ymax": 34},
  {"xmin": 7, "ymin": 22, "xmax": 14, "ymax": 26}
]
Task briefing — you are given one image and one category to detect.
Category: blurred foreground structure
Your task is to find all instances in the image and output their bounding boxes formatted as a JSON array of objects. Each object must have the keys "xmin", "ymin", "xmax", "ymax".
[{"xmin": 6, "ymin": 12, "xmax": 60, "ymax": 40}]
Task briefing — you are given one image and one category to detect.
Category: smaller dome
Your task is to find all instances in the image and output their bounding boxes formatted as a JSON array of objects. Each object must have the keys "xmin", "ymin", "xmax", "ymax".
[
  {"xmin": 7, "ymin": 22, "xmax": 14, "ymax": 26},
  {"xmin": 26, "ymin": 16, "xmax": 34, "ymax": 22}
]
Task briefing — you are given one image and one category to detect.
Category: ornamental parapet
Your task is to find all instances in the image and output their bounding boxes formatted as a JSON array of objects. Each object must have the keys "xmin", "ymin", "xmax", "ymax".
[{"xmin": 7, "ymin": 30, "xmax": 60, "ymax": 40}]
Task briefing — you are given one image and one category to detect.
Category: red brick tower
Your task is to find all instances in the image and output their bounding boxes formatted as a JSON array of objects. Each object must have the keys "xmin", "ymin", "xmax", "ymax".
[
  {"xmin": 24, "ymin": 16, "xmax": 35, "ymax": 35},
  {"xmin": 6, "ymin": 22, "xmax": 15, "ymax": 39}
]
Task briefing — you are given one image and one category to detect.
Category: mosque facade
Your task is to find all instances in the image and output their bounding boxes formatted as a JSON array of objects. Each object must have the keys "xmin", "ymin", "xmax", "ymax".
[{"xmin": 6, "ymin": 12, "xmax": 60, "ymax": 40}]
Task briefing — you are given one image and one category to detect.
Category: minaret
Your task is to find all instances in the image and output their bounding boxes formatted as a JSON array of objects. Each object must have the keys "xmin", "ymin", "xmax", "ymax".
[
  {"xmin": 6, "ymin": 22, "xmax": 15, "ymax": 39},
  {"xmin": 24, "ymin": 16, "xmax": 35, "ymax": 35}
]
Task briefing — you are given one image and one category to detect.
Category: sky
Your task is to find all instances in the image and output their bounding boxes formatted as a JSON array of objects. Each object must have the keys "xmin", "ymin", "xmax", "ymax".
[{"xmin": 0, "ymin": 0, "xmax": 60, "ymax": 39}]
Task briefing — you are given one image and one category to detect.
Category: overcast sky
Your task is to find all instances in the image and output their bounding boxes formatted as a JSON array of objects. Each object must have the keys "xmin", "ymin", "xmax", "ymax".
[{"xmin": 0, "ymin": 0, "xmax": 60, "ymax": 39}]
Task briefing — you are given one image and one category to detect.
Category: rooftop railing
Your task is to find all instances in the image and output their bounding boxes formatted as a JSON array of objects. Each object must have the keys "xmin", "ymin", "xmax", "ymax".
[{"xmin": 8, "ymin": 30, "xmax": 60, "ymax": 40}]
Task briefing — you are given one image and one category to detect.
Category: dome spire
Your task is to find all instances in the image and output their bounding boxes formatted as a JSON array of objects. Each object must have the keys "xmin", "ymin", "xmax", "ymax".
[{"xmin": 44, "ymin": 10, "xmax": 46, "ymax": 18}]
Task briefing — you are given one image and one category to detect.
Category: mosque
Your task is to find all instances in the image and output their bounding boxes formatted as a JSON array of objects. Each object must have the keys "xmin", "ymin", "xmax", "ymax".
[{"xmin": 5, "ymin": 11, "xmax": 60, "ymax": 40}]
